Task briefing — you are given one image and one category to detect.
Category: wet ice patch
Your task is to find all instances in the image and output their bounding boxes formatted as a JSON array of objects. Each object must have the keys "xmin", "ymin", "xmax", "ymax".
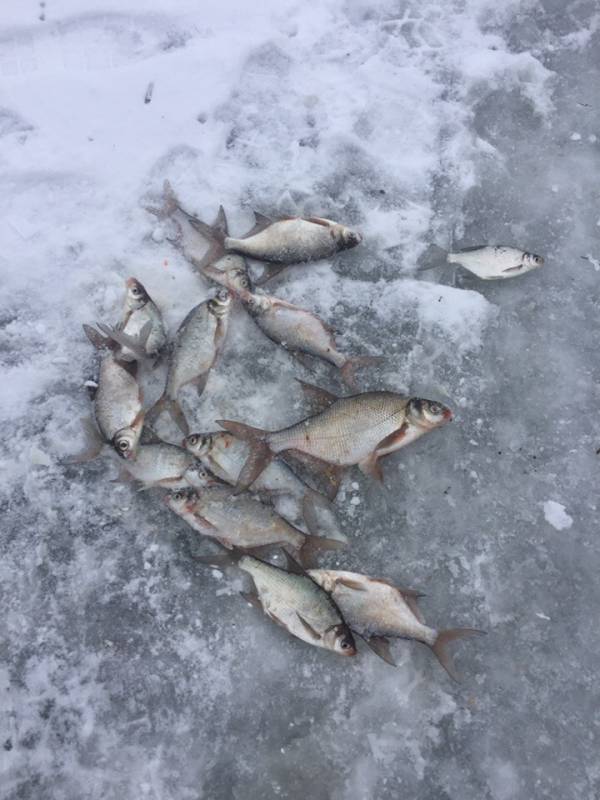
[{"xmin": 543, "ymin": 500, "xmax": 573, "ymax": 531}]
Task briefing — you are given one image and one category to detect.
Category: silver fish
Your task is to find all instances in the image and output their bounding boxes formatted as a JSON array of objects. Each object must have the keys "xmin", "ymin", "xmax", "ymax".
[
  {"xmin": 187, "ymin": 206, "xmax": 362, "ymax": 284},
  {"xmin": 183, "ymin": 430, "xmax": 339, "ymax": 536},
  {"xmin": 148, "ymin": 182, "xmax": 254, "ymax": 292},
  {"xmin": 309, "ymin": 569, "xmax": 484, "ymax": 680},
  {"xmin": 117, "ymin": 442, "xmax": 195, "ymax": 489},
  {"xmin": 166, "ymin": 486, "xmax": 343, "ymax": 564},
  {"xmin": 238, "ymin": 289, "xmax": 380, "ymax": 387},
  {"xmin": 238, "ymin": 554, "xmax": 357, "ymax": 656},
  {"xmin": 421, "ymin": 244, "xmax": 544, "ymax": 280},
  {"xmin": 149, "ymin": 290, "xmax": 232, "ymax": 434},
  {"xmin": 217, "ymin": 382, "xmax": 452, "ymax": 493}
]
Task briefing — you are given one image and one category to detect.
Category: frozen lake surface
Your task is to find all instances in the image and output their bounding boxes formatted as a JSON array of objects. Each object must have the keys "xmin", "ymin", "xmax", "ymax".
[{"xmin": 1, "ymin": 1, "xmax": 599, "ymax": 798}]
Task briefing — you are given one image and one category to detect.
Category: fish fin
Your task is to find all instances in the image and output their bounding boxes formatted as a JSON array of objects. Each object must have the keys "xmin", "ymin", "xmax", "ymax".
[
  {"xmin": 501, "ymin": 264, "xmax": 523, "ymax": 273},
  {"xmin": 215, "ymin": 419, "xmax": 273, "ymax": 493},
  {"xmin": 284, "ymin": 450, "xmax": 345, "ymax": 501},
  {"xmin": 296, "ymin": 613, "xmax": 322, "ymax": 641},
  {"xmin": 359, "ymin": 453, "xmax": 384, "ymax": 483},
  {"xmin": 252, "ymin": 262, "xmax": 288, "ymax": 286},
  {"xmin": 280, "ymin": 548, "xmax": 307, "ymax": 575},
  {"xmin": 403, "ymin": 594, "xmax": 425, "ymax": 624},
  {"xmin": 290, "ymin": 350, "xmax": 316, "ymax": 371},
  {"xmin": 300, "ymin": 489, "xmax": 340, "ymax": 539},
  {"xmin": 192, "ymin": 372, "xmax": 210, "ymax": 398},
  {"xmin": 340, "ymin": 356, "xmax": 385, "ymax": 390},
  {"xmin": 213, "ymin": 205, "xmax": 228, "ymax": 237},
  {"xmin": 335, "ymin": 577, "xmax": 368, "ymax": 591},
  {"xmin": 110, "ymin": 467, "xmax": 135, "ymax": 484},
  {"xmin": 240, "ymin": 590, "xmax": 262, "ymax": 610},
  {"xmin": 194, "ymin": 255, "xmax": 231, "ymax": 285},
  {"xmin": 186, "ymin": 214, "xmax": 226, "ymax": 245},
  {"xmin": 148, "ymin": 394, "xmax": 190, "ymax": 436},
  {"xmin": 188, "ymin": 547, "xmax": 239, "ymax": 567},
  {"xmin": 416, "ymin": 244, "xmax": 449, "ymax": 272},
  {"xmin": 295, "ymin": 379, "xmax": 338, "ymax": 410},
  {"xmin": 140, "ymin": 426, "xmax": 163, "ymax": 445},
  {"xmin": 430, "ymin": 628, "xmax": 487, "ymax": 682},
  {"xmin": 65, "ymin": 417, "xmax": 104, "ymax": 463},
  {"xmin": 96, "ymin": 322, "xmax": 151, "ymax": 362},
  {"xmin": 298, "ymin": 533, "xmax": 346, "ymax": 568},
  {"xmin": 363, "ymin": 635, "xmax": 397, "ymax": 666},
  {"xmin": 305, "ymin": 216, "xmax": 332, "ymax": 228},
  {"xmin": 239, "ymin": 210, "xmax": 273, "ymax": 239},
  {"xmin": 83, "ymin": 324, "xmax": 115, "ymax": 352},
  {"xmin": 375, "ymin": 423, "xmax": 409, "ymax": 453}
]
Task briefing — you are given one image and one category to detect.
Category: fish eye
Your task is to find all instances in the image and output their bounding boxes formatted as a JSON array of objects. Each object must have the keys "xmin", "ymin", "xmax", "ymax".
[
  {"xmin": 117, "ymin": 439, "xmax": 129, "ymax": 451},
  {"xmin": 173, "ymin": 490, "xmax": 185, "ymax": 501},
  {"xmin": 187, "ymin": 434, "xmax": 198, "ymax": 446},
  {"xmin": 428, "ymin": 402, "xmax": 443, "ymax": 415}
]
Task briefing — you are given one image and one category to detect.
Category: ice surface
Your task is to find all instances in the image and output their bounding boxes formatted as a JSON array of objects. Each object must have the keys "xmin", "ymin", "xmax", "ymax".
[
  {"xmin": 543, "ymin": 500, "xmax": 573, "ymax": 531},
  {"xmin": 1, "ymin": 1, "xmax": 599, "ymax": 798}
]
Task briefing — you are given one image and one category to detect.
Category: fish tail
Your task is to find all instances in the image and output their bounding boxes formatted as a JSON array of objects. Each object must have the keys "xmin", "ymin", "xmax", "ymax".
[
  {"xmin": 430, "ymin": 628, "xmax": 486, "ymax": 682},
  {"xmin": 96, "ymin": 322, "xmax": 151, "ymax": 362},
  {"xmin": 301, "ymin": 489, "xmax": 344, "ymax": 541},
  {"xmin": 340, "ymin": 355, "xmax": 385, "ymax": 390},
  {"xmin": 215, "ymin": 419, "xmax": 273, "ymax": 493},
  {"xmin": 187, "ymin": 543, "xmax": 242, "ymax": 568},
  {"xmin": 146, "ymin": 394, "xmax": 190, "ymax": 436},
  {"xmin": 83, "ymin": 324, "xmax": 117, "ymax": 352},
  {"xmin": 298, "ymin": 532, "xmax": 346, "ymax": 568},
  {"xmin": 416, "ymin": 244, "xmax": 450, "ymax": 273}
]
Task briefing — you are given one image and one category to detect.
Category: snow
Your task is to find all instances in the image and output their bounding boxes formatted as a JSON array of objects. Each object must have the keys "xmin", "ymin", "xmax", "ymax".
[
  {"xmin": 1, "ymin": 1, "xmax": 599, "ymax": 799},
  {"xmin": 543, "ymin": 500, "xmax": 573, "ymax": 531}
]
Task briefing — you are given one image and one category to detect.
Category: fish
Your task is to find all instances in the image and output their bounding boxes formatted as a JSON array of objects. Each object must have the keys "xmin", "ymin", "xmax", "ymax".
[
  {"xmin": 97, "ymin": 277, "xmax": 167, "ymax": 361},
  {"xmin": 115, "ymin": 441, "xmax": 196, "ymax": 489},
  {"xmin": 202, "ymin": 550, "xmax": 357, "ymax": 656},
  {"xmin": 187, "ymin": 206, "xmax": 362, "ymax": 284},
  {"xmin": 419, "ymin": 244, "xmax": 544, "ymax": 280},
  {"xmin": 217, "ymin": 381, "xmax": 453, "ymax": 494},
  {"xmin": 73, "ymin": 330, "xmax": 145, "ymax": 462},
  {"xmin": 308, "ymin": 569, "xmax": 485, "ymax": 680},
  {"xmin": 148, "ymin": 289, "xmax": 232, "ymax": 435},
  {"xmin": 183, "ymin": 430, "xmax": 340, "ymax": 537},
  {"xmin": 147, "ymin": 181, "xmax": 254, "ymax": 292},
  {"xmin": 165, "ymin": 486, "xmax": 344, "ymax": 565},
  {"xmin": 236, "ymin": 289, "xmax": 381, "ymax": 388}
]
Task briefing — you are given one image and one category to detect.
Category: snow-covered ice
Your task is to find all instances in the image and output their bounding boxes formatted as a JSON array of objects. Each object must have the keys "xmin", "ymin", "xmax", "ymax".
[
  {"xmin": 1, "ymin": 1, "xmax": 599, "ymax": 798},
  {"xmin": 543, "ymin": 500, "xmax": 573, "ymax": 531}
]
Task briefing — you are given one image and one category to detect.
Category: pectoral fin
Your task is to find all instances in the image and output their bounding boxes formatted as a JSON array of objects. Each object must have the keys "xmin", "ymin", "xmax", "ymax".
[
  {"xmin": 296, "ymin": 613, "xmax": 322, "ymax": 642},
  {"xmin": 375, "ymin": 423, "xmax": 408, "ymax": 453},
  {"xmin": 240, "ymin": 590, "xmax": 263, "ymax": 611},
  {"xmin": 359, "ymin": 453, "xmax": 383, "ymax": 482},
  {"xmin": 335, "ymin": 577, "xmax": 368, "ymax": 592},
  {"xmin": 364, "ymin": 635, "xmax": 397, "ymax": 667}
]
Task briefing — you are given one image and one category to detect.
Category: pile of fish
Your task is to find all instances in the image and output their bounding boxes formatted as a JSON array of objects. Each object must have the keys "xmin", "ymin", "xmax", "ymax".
[{"xmin": 74, "ymin": 180, "xmax": 545, "ymax": 681}]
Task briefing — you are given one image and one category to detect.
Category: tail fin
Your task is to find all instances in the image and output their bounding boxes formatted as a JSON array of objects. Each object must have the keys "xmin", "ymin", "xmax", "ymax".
[
  {"xmin": 83, "ymin": 324, "xmax": 117, "ymax": 352},
  {"xmin": 430, "ymin": 628, "xmax": 486, "ymax": 682},
  {"xmin": 96, "ymin": 321, "xmax": 152, "ymax": 362},
  {"xmin": 416, "ymin": 244, "xmax": 449, "ymax": 273},
  {"xmin": 216, "ymin": 419, "xmax": 273, "ymax": 492},
  {"xmin": 65, "ymin": 417, "xmax": 104, "ymax": 463},
  {"xmin": 148, "ymin": 394, "xmax": 190, "ymax": 436},
  {"xmin": 340, "ymin": 355, "xmax": 385, "ymax": 390},
  {"xmin": 252, "ymin": 262, "xmax": 289, "ymax": 286},
  {"xmin": 298, "ymin": 532, "xmax": 346, "ymax": 568}
]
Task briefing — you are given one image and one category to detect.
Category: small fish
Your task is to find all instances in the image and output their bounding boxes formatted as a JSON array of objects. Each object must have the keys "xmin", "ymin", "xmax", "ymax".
[
  {"xmin": 166, "ymin": 486, "xmax": 343, "ymax": 565},
  {"xmin": 420, "ymin": 244, "xmax": 544, "ymax": 280},
  {"xmin": 204, "ymin": 550, "xmax": 356, "ymax": 656},
  {"xmin": 74, "ymin": 332, "xmax": 145, "ymax": 462},
  {"xmin": 187, "ymin": 206, "xmax": 362, "ymax": 284},
  {"xmin": 148, "ymin": 290, "xmax": 232, "ymax": 434},
  {"xmin": 116, "ymin": 441, "xmax": 195, "ymax": 489},
  {"xmin": 147, "ymin": 182, "xmax": 254, "ymax": 292},
  {"xmin": 183, "ymin": 430, "xmax": 339, "ymax": 536},
  {"xmin": 238, "ymin": 289, "xmax": 381, "ymax": 387},
  {"xmin": 309, "ymin": 569, "xmax": 485, "ymax": 680},
  {"xmin": 217, "ymin": 381, "xmax": 452, "ymax": 493}
]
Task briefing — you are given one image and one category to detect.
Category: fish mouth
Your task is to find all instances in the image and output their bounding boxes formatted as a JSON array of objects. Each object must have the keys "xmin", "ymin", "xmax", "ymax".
[
  {"xmin": 126, "ymin": 277, "xmax": 138, "ymax": 288},
  {"xmin": 342, "ymin": 645, "xmax": 357, "ymax": 657},
  {"xmin": 443, "ymin": 408, "xmax": 453, "ymax": 422}
]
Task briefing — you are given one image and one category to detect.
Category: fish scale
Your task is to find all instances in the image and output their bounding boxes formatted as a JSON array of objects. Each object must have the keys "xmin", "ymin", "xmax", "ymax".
[
  {"xmin": 226, "ymin": 218, "xmax": 342, "ymax": 263},
  {"xmin": 268, "ymin": 393, "xmax": 410, "ymax": 464},
  {"xmin": 95, "ymin": 357, "xmax": 142, "ymax": 441}
]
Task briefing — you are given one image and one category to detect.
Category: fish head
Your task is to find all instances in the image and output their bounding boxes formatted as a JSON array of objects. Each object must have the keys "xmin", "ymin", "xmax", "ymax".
[
  {"xmin": 183, "ymin": 432, "xmax": 213, "ymax": 458},
  {"xmin": 209, "ymin": 289, "xmax": 233, "ymax": 317},
  {"xmin": 522, "ymin": 252, "xmax": 544, "ymax": 272},
  {"xmin": 407, "ymin": 398, "xmax": 453, "ymax": 429},
  {"xmin": 112, "ymin": 426, "xmax": 141, "ymax": 459},
  {"xmin": 336, "ymin": 225, "xmax": 363, "ymax": 251},
  {"xmin": 125, "ymin": 277, "xmax": 150, "ymax": 310},
  {"xmin": 225, "ymin": 267, "xmax": 253, "ymax": 295},
  {"xmin": 185, "ymin": 463, "xmax": 221, "ymax": 490},
  {"xmin": 243, "ymin": 292, "xmax": 270, "ymax": 315},
  {"xmin": 166, "ymin": 488, "xmax": 197, "ymax": 514},
  {"xmin": 326, "ymin": 623, "xmax": 357, "ymax": 656}
]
